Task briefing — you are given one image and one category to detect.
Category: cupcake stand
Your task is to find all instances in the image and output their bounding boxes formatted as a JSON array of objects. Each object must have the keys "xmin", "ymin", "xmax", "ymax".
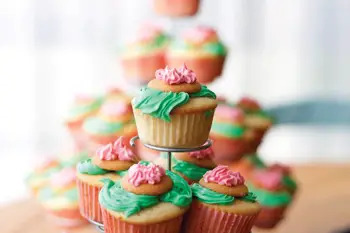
[{"xmin": 86, "ymin": 136, "xmax": 212, "ymax": 232}]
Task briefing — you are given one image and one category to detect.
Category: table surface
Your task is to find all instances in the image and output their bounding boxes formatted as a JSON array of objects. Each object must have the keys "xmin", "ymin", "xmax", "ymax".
[{"xmin": 2, "ymin": 164, "xmax": 350, "ymax": 233}]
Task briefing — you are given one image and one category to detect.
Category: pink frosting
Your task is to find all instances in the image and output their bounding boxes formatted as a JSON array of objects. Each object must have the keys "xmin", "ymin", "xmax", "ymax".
[
  {"xmin": 128, "ymin": 163, "xmax": 165, "ymax": 187},
  {"xmin": 155, "ymin": 64, "xmax": 196, "ymax": 85},
  {"xmin": 98, "ymin": 137, "xmax": 136, "ymax": 161},
  {"xmin": 269, "ymin": 163, "xmax": 291, "ymax": 176},
  {"xmin": 254, "ymin": 170, "xmax": 283, "ymax": 190},
  {"xmin": 203, "ymin": 165, "xmax": 245, "ymax": 187},
  {"xmin": 100, "ymin": 101, "xmax": 131, "ymax": 117},
  {"xmin": 189, "ymin": 147, "xmax": 214, "ymax": 160},
  {"xmin": 183, "ymin": 26, "xmax": 217, "ymax": 44},
  {"xmin": 50, "ymin": 168, "xmax": 76, "ymax": 188},
  {"xmin": 138, "ymin": 24, "xmax": 162, "ymax": 42},
  {"xmin": 215, "ymin": 105, "xmax": 245, "ymax": 123},
  {"xmin": 238, "ymin": 96, "xmax": 261, "ymax": 111}
]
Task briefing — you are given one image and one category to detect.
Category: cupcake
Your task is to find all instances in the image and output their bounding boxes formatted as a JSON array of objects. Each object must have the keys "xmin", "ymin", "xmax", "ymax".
[
  {"xmin": 247, "ymin": 169, "xmax": 293, "ymax": 228},
  {"xmin": 83, "ymin": 96, "xmax": 137, "ymax": 154},
  {"xmin": 76, "ymin": 137, "xmax": 138, "ymax": 223},
  {"xmin": 121, "ymin": 25, "xmax": 169, "ymax": 84},
  {"xmin": 64, "ymin": 94, "xmax": 104, "ymax": 150},
  {"xmin": 184, "ymin": 166, "xmax": 260, "ymax": 233},
  {"xmin": 132, "ymin": 64, "xmax": 217, "ymax": 148},
  {"xmin": 171, "ymin": 147, "xmax": 216, "ymax": 184},
  {"xmin": 38, "ymin": 167, "xmax": 87, "ymax": 228},
  {"xmin": 99, "ymin": 162, "xmax": 192, "ymax": 233},
  {"xmin": 237, "ymin": 97, "xmax": 273, "ymax": 153},
  {"xmin": 27, "ymin": 157, "xmax": 62, "ymax": 196},
  {"xmin": 210, "ymin": 103, "xmax": 247, "ymax": 163},
  {"xmin": 153, "ymin": 0, "xmax": 200, "ymax": 17},
  {"xmin": 167, "ymin": 26, "xmax": 227, "ymax": 84},
  {"xmin": 269, "ymin": 163, "xmax": 298, "ymax": 196}
]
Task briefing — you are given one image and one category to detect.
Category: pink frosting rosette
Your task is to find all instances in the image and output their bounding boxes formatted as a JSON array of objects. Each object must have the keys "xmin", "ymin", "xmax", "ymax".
[
  {"xmin": 189, "ymin": 147, "xmax": 214, "ymax": 160},
  {"xmin": 155, "ymin": 64, "xmax": 196, "ymax": 85},
  {"xmin": 128, "ymin": 163, "xmax": 166, "ymax": 187},
  {"xmin": 215, "ymin": 105, "xmax": 245, "ymax": 124},
  {"xmin": 203, "ymin": 165, "xmax": 245, "ymax": 187},
  {"xmin": 50, "ymin": 167, "xmax": 76, "ymax": 188},
  {"xmin": 183, "ymin": 26, "xmax": 218, "ymax": 44},
  {"xmin": 253, "ymin": 170, "xmax": 283, "ymax": 190},
  {"xmin": 98, "ymin": 137, "xmax": 136, "ymax": 161}
]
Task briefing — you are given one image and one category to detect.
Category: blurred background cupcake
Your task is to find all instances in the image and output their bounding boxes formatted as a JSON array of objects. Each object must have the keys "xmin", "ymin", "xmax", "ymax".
[
  {"xmin": 120, "ymin": 24, "xmax": 169, "ymax": 84},
  {"xmin": 167, "ymin": 26, "xmax": 227, "ymax": 84}
]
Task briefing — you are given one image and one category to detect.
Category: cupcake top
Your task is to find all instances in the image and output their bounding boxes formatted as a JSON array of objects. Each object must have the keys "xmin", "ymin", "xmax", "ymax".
[
  {"xmin": 169, "ymin": 26, "xmax": 227, "ymax": 57},
  {"xmin": 211, "ymin": 103, "xmax": 246, "ymax": 139},
  {"xmin": 38, "ymin": 167, "xmax": 79, "ymax": 210},
  {"xmin": 65, "ymin": 94, "xmax": 104, "ymax": 124},
  {"xmin": 172, "ymin": 146, "xmax": 216, "ymax": 183},
  {"xmin": 191, "ymin": 166, "xmax": 257, "ymax": 206},
  {"xmin": 122, "ymin": 24, "xmax": 169, "ymax": 58},
  {"xmin": 237, "ymin": 96, "xmax": 273, "ymax": 130},
  {"xmin": 99, "ymin": 161, "xmax": 192, "ymax": 222},
  {"xmin": 247, "ymin": 168, "xmax": 292, "ymax": 207},
  {"xmin": 132, "ymin": 65, "xmax": 217, "ymax": 122},
  {"xmin": 77, "ymin": 137, "xmax": 138, "ymax": 176},
  {"xmin": 83, "ymin": 97, "xmax": 135, "ymax": 136}
]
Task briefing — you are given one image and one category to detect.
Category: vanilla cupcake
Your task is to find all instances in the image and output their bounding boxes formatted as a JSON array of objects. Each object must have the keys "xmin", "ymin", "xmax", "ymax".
[
  {"xmin": 171, "ymin": 147, "xmax": 216, "ymax": 184},
  {"xmin": 76, "ymin": 137, "xmax": 138, "ymax": 224},
  {"xmin": 237, "ymin": 97, "xmax": 273, "ymax": 153},
  {"xmin": 132, "ymin": 64, "xmax": 217, "ymax": 148},
  {"xmin": 210, "ymin": 103, "xmax": 247, "ymax": 163},
  {"xmin": 167, "ymin": 26, "xmax": 227, "ymax": 84},
  {"xmin": 121, "ymin": 25, "xmax": 169, "ymax": 83},
  {"xmin": 38, "ymin": 167, "xmax": 87, "ymax": 228},
  {"xmin": 184, "ymin": 166, "xmax": 260, "ymax": 233},
  {"xmin": 99, "ymin": 162, "xmax": 192, "ymax": 233},
  {"xmin": 83, "ymin": 96, "xmax": 137, "ymax": 154}
]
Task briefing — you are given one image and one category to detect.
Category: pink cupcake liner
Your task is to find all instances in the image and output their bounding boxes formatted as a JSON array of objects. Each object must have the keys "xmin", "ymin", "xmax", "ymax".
[
  {"xmin": 101, "ymin": 207, "xmax": 183, "ymax": 233},
  {"xmin": 183, "ymin": 201, "xmax": 257, "ymax": 233},
  {"xmin": 77, "ymin": 179, "xmax": 103, "ymax": 223}
]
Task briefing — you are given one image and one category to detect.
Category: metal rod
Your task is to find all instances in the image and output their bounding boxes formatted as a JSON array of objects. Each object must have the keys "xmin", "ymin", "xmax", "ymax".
[{"xmin": 168, "ymin": 151, "xmax": 172, "ymax": 171}]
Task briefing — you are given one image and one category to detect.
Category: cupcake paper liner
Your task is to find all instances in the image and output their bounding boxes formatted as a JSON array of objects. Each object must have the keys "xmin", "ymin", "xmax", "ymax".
[
  {"xmin": 254, "ymin": 206, "xmax": 287, "ymax": 229},
  {"xmin": 133, "ymin": 110, "xmax": 214, "ymax": 148},
  {"xmin": 183, "ymin": 201, "xmax": 257, "ymax": 233},
  {"xmin": 154, "ymin": 0, "xmax": 199, "ymax": 17},
  {"xmin": 101, "ymin": 207, "xmax": 183, "ymax": 233},
  {"xmin": 77, "ymin": 178, "xmax": 103, "ymax": 223}
]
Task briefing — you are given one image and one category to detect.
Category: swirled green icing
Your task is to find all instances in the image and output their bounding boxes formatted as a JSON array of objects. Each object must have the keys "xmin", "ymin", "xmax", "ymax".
[
  {"xmin": 115, "ymin": 170, "xmax": 128, "ymax": 177},
  {"xmin": 172, "ymin": 158, "xmax": 209, "ymax": 181},
  {"xmin": 245, "ymin": 154, "xmax": 266, "ymax": 168},
  {"xmin": 191, "ymin": 183, "xmax": 234, "ymax": 205},
  {"xmin": 191, "ymin": 183, "xmax": 257, "ymax": 205},
  {"xmin": 190, "ymin": 85, "xmax": 217, "ymax": 99},
  {"xmin": 282, "ymin": 175, "xmax": 297, "ymax": 191},
  {"xmin": 133, "ymin": 87, "xmax": 190, "ymax": 122},
  {"xmin": 203, "ymin": 42, "xmax": 227, "ymax": 56},
  {"xmin": 170, "ymin": 40, "xmax": 226, "ymax": 56},
  {"xmin": 161, "ymin": 170, "xmax": 192, "ymax": 207},
  {"xmin": 99, "ymin": 170, "xmax": 192, "ymax": 217},
  {"xmin": 248, "ymin": 183, "xmax": 292, "ymax": 207},
  {"xmin": 83, "ymin": 117, "xmax": 124, "ymax": 135},
  {"xmin": 67, "ymin": 97, "xmax": 103, "ymax": 119},
  {"xmin": 77, "ymin": 159, "xmax": 108, "ymax": 175},
  {"xmin": 211, "ymin": 122, "xmax": 245, "ymax": 138}
]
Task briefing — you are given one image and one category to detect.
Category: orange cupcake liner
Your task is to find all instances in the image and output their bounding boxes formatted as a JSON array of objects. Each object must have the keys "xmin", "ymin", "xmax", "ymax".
[
  {"xmin": 254, "ymin": 206, "xmax": 287, "ymax": 229},
  {"xmin": 77, "ymin": 179, "xmax": 103, "ymax": 223},
  {"xmin": 101, "ymin": 207, "xmax": 183, "ymax": 233},
  {"xmin": 183, "ymin": 201, "xmax": 257, "ymax": 233}
]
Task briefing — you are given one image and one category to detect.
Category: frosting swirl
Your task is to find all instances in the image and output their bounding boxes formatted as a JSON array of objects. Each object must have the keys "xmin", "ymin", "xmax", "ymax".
[
  {"xmin": 189, "ymin": 147, "xmax": 214, "ymax": 159},
  {"xmin": 128, "ymin": 163, "xmax": 165, "ymax": 187},
  {"xmin": 50, "ymin": 167, "xmax": 76, "ymax": 188},
  {"xmin": 155, "ymin": 64, "xmax": 196, "ymax": 85},
  {"xmin": 215, "ymin": 105, "xmax": 244, "ymax": 124},
  {"xmin": 203, "ymin": 166, "xmax": 245, "ymax": 187},
  {"xmin": 183, "ymin": 26, "xmax": 218, "ymax": 44},
  {"xmin": 98, "ymin": 137, "xmax": 136, "ymax": 161},
  {"xmin": 253, "ymin": 170, "xmax": 283, "ymax": 190}
]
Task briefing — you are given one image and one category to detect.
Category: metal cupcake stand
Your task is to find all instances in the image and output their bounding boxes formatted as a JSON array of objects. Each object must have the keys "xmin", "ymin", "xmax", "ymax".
[{"xmin": 87, "ymin": 136, "xmax": 212, "ymax": 232}]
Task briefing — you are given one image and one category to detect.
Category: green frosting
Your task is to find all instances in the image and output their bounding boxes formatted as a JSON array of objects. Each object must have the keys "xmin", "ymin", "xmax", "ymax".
[
  {"xmin": 67, "ymin": 97, "xmax": 103, "ymax": 119},
  {"xmin": 190, "ymin": 85, "xmax": 217, "ymax": 99},
  {"xmin": 170, "ymin": 40, "xmax": 226, "ymax": 56},
  {"xmin": 99, "ymin": 170, "xmax": 192, "ymax": 217},
  {"xmin": 282, "ymin": 175, "xmax": 297, "ymax": 191},
  {"xmin": 191, "ymin": 183, "xmax": 257, "ymax": 205},
  {"xmin": 83, "ymin": 117, "xmax": 124, "ymax": 135},
  {"xmin": 77, "ymin": 159, "xmax": 108, "ymax": 175},
  {"xmin": 133, "ymin": 87, "xmax": 190, "ymax": 122},
  {"xmin": 133, "ymin": 85, "xmax": 216, "ymax": 122},
  {"xmin": 248, "ymin": 183, "xmax": 292, "ymax": 207},
  {"xmin": 211, "ymin": 122, "xmax": 245, "ymax": 138},
  {"xmin": 115, "ymin": 170, "xmax": 128, "ymax": 177},
  {"xmin": 203, "ymin": 42, "xmax": 227, "ymax": 56},
  {"xmin": 245, "ymin": 154, "xmax": 266, "ymax": 168},
  {"xmin": 191, "ymin": 183, "xmax": 234, "ymax": 205},
  {"xmin": 172, "ymin": 158, "xmax": 209, "ymax": 181}
]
